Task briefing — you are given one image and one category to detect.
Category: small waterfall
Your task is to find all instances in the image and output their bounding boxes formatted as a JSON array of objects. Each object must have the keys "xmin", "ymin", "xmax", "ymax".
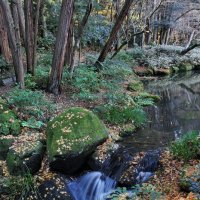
[
  {"xmin": 67, "ymin": 149, "xmax": 131, "ymax": 200},
  {"xmin": 67, "ymin": 172, "xmax": 115, "ymax": 200}
]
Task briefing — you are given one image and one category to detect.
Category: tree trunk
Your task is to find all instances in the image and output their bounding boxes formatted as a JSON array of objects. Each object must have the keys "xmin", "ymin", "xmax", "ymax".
[
  {"xmin": 48, "ymin": 0, "xmax": 74, "ymax": 95},
  {"xmin": 180, "ymin": 43, "xmax": 200, "ymax": 55},
  {"xmin": 95, "ymin": 0, "xmax": 133, "ymax": 68},
  {"xmin": 0, "ymin": 0, "xmax": 24, "ymax": 88},
  {"xmin": 32, "ymin": 0, "xmax": 42, "ymax": 76},
  {"xmin": 16, "ymin": 0, "xmax": 26, "ymax": 45},
  {"xmin": 24, "ymin": 0, "xmax": 34, "ymax": 74},
  {"xmin": 185, "ymin": 30, "xmax": 195, "ymax": 49},
  {"xmin": 64, "ymin": 17, "xmax": 74, "ymax": 67},
  {"xmin": 69, "ymin": 0, "xmax": 92, "ymax": 78},
  {"xmin": 39, "ymin": 0, "xmax": 47, "ymax": 38},
  {"xmin": 0, "ymin": 6, "xmax": 12, "ymax": 63}
]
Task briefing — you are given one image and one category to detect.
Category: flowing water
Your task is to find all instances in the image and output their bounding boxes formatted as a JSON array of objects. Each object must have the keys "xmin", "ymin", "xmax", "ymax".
[{"xmin": 68, "ymin": 71, "xmax": 200, "ymax": 200}]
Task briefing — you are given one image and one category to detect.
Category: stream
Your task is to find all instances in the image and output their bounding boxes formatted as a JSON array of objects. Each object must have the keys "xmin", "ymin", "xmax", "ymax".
[
  {"xmin": 68, "ymin": 71, "xmax": 200, "ymax": 200},
  {"xmin": 122, "ymin": 71, "xmax": 200, "ymax": 153}
]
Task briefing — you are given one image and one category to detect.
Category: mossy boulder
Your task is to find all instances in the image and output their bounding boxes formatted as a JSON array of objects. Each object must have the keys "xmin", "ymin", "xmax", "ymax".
[
  {"xmin": 120, "ymin": 123, "xmax": 136, "ymax": 137},
  {"xmin": 177, "ymin": 62, "xmax": 194, "ymax": 71},
  {"xmin": 46, "ymin": 107, "xmax": 108, "ymax": 174},
  {"xmin": 139, "ymin": 92, "xmax": 161, "ymax": 102},
  {"xmin": 6, "ymin": 132, "xmax": 45, "ymax": 175},
  {"xmin": 0, "ymin": 110, "xmax": 21, "ymax": 136},
  {"xmin": 127, "ymin": 80, "xmax": 144, "ymax": 92},
  {"xmin": 0, "ymin": 136, "xmax": 15, "ymax": 160}
]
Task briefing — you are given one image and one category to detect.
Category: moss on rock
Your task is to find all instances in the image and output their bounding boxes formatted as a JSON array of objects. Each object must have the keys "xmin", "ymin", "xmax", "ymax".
[
  {"xmin": 0, "ymin": 110, "xmax": 21, "ymax": 136},
  {"xmin": 46, "ymin": 107, "xmax": 108, "ymax": 174},
  {"xmin": 139, "ymin": 92, "xmax": 161, "ymax": 102},
  {"xmin": 177, "ymin": 62, "xmax": 193, "ymax": 71},
  {"xmin": 127, "ymin": 80, "xmax": 144, "ymax": 92},
  {"xmin": 6, "ymin": 132, "xmax": 45, "ymax": 175},
  {"xmin": 0, "ymin": 136, "xmax": 15, "ymax": 160}
]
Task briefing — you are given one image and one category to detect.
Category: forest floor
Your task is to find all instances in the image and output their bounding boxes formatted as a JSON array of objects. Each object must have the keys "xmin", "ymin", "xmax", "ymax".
[
  {"xmin": 0, "ymin": 46, "xmax": 200, "ymax": 199},
  {"xmin": 0, "ymin": 82, "xmax": 199, "ymax": 200}
]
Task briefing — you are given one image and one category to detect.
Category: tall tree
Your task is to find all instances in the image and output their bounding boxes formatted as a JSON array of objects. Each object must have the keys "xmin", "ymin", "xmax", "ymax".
[
  {"xmin": 24, "ymin": 0, "xmax": 42, "ymax": 75},
  {"xmin": 69, "ymin": 0, "xmax": 92, "ymax": 78},
  {"xmin": 96, "ymin": 0, "xmax": 134, "ymax": 69},
  {"xmin": 48, "ymin": 0, "xmax": 74, "ymax": 95},
  {"xmin": 0, "ymin": 0, "xmax": 24, "ymax": 88},
  {"xmin": 0, "ymin": 6, "xmax": 12, "ymax": 63}
]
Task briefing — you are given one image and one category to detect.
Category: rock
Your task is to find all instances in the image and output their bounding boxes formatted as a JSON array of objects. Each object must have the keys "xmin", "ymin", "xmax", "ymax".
[
  {"xmin": 0, "ymin": 136, "xmax": 15, "ymax": 160},
  {"xmin": 6, "ymin": 132, "xmax": 45, "ymax": 175},
  {"xmin": 0, "ymin": 110, "xmax": 21, "ymax": 136},
  {"xmin": 46, "ymin": 107, "xmax": 108, "ymax": 174},
  {"xmin": 30, "ymin": 175, "xmax": 72, "ymax": 200},
  {"xmin": 88, "ymin": 138, "xmax": 120, "ymax": 171},
  {"xmin": 119, "ymin": 124, "xmax": 136, "ymax": 137},
  {"xmin": 133, "ymin": 66, "xmax": 153, "ymax": 76},
  {"xmin": 127, "ymin": 80, "xmax": 144, "ymax": 92},
  {"xmin": 179, "ymin": 164, "xmax": 200, "ymax": 196},
  {"xmin": 119, "ymin": 149, "xmax": 161, "ymax": 186},
  {"xmin": 153, "ymin": 67, "xmax": 172, "ymax": 76}
]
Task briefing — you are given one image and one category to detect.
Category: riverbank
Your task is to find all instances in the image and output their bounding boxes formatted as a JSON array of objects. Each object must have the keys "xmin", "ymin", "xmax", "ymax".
[{"xmin": 0, "ymin": 46, "xmax": 200, "ymax": 200}]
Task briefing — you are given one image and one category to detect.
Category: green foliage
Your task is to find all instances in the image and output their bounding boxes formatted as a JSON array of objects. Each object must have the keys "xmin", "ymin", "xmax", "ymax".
[
  {"xmin": 134, "ymin": 95, "xmax": 155, "ymax": 107},
  {"xmin": 94, "ymin": 91, "xmax": 154, "ymax": 127},
  {"xmin": 21, "ymin": 117, "xmax": 45, "ymax": 129},
  {"xmin": 25, "ymin": 66, "xmax": 49, "ymax": 89},
  {"xmin": 38, "ymin": 35, "xmax": 55, "ymax": 50},
  {"xmin": 129, "ymin": 47, "xmax": 145, "ymax": 60},
  {"xmin": 83, "ymin": 15, "xmax": 112, "ymax": 48},
  {"xmin": 25, "ymin": 74, "xmax": 37, "ymax": 89},
  {"xmin": 0, "ymin": 110, "xmax": 21, "ymax": 136},
  {"xmin": 170, "ymin": 131, "xmax": 200, "ymax": 161},
  {"xmin": 96, "ymin": 104, "xmax": 146, "ymax": 127},
  {"xmin": 2, "ymin": 172, "xmax": 40, "ymax": 200},
  {"xmin": 7, "ymin": 87, "xmax": 54, "ymax": 118},
  {"xmin": 0, "ymin": 55, "xmax": 9, "ymax": 71},
  {"xmin": 108, "ymin": 184, "xmax": 162, "ymax": 200},
  {"xmin": 72, "ymin": 65, "xmax": 101, "ymax": 100},
  {"xmin": 113, "ymin": 50, "xmax": 133, "ymax": 64}
]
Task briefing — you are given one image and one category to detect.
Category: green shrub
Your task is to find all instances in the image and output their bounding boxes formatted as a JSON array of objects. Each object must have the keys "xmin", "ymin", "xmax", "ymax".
[
  {"xmin": 113, "ymin": 50, "xmax": 133, "ymax": 63},
  {"xmin": 129, "ymin": 47, "xmax": 145, "ymax": 60},
  {"xmin": 2, "ymin": 172, "xmax": 39, "ymax": 200},
  {"xmin": 72, "ymin": 65, "xmax": 101, "ymax": 100},
  {"xmin": 38, "ymin": 35, "xmax": 55, "ymax": 50},
  {"xmin": 7, "ymin": 87, "xmax": 54, "ymax": 118},
  {"xmin": 108, "ymin": 184, "xmax": 162, "ymax": 200},
  {"xmin": 170, "ymin": 131, "xmax": 200, "ymax": 161},
  {"xmin": 95, "ymin": 104, "xmax": 146, "ymax": 127}
]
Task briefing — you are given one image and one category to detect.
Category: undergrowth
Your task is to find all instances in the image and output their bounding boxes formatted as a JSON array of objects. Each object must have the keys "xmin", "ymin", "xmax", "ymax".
[
  {"xmin": 108, "ymin": 183, "xmax": 162, "ymax": 200},
  {"xmin": 7, "ymin": 87, "xmax": 55, "ymax": 124},
  {"xmin": 1, "ymin": 172, "xmax": 40, "ymax": 200},
  {"xmin": 170, "ymin": 131, "xmax": 200, "ymax": 161}
]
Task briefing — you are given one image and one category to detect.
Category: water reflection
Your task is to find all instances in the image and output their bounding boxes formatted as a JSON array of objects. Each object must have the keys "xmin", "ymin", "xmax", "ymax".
[{"xmin": 122, "ymin": 72, "xmax": 200, "ymax": 153}]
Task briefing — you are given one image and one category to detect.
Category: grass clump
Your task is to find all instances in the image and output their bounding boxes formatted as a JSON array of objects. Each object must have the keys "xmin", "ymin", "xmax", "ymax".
[
  {"xmin": 1, "ymin": 172, "xmax": 40, "ymax": 200},
  {"xmin": 170, "ymin": 131, "xmax": 200, "ymax": 161}
]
